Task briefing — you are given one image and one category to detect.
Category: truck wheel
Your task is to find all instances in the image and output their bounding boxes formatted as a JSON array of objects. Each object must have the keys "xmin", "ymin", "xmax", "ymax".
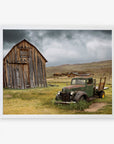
[
  {"xmin": 99, "ymin": 91, "xmax": 105, "ymax": 98},
  {"xmin": 79, "ymin": 95, "xmax": 85, "ymax": 101},
  {"xmin": 74, "ymin": 95, "xmax": 85, "ymax": 102}
]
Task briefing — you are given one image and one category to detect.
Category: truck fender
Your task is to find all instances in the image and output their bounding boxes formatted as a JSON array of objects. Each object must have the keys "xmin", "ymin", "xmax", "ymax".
[{"xmin": 73, "ymin": 91, "xmax": 88, "ymax": 102}]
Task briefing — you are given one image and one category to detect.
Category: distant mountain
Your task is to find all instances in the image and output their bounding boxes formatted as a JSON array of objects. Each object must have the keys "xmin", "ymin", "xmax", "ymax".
[{"xmin": 46, "ymin": 60, "xmax": 112, "ymax": 78}]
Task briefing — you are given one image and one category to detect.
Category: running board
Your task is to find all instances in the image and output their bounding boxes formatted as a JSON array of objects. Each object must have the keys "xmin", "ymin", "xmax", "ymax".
[{"xmin": 55, "ymin": 101, "xmax": 76, "ymax": 104}]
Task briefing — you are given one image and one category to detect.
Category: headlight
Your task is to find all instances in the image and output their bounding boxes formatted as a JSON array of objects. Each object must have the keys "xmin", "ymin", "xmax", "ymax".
[{"xmin": 70, "ymin": 91, "xmax": 74, "ymax": 95}]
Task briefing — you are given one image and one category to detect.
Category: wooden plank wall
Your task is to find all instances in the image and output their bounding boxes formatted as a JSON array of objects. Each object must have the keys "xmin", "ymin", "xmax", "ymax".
[{"xmin": 3, "ymin": 40, "xmax": 47, "ymax": 89}]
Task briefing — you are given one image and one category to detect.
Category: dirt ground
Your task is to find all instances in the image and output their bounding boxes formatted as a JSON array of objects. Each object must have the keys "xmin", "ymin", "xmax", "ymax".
[{"xmin": 84, "ymin": 103, "xmax": 107, "ymax": 112}]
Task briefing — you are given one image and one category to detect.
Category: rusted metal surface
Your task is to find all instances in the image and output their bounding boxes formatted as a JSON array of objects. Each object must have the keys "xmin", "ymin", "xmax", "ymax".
[
  {"xmin": 64, "ymin": 85, "xmax": 85, "ymax": 89},
  {"xmin": 3, "ymin": 39, "xmax": 47, "ymax": 89}
]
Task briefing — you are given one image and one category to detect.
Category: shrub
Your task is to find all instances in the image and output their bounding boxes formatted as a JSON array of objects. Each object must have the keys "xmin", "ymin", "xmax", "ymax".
[
  {"xmin": 54, "ymin": 99, "xmax": 90, "ymax": 111},
  {"xmin": 76, "ymin": 100, "xmax": 90, "ymax": 111}
]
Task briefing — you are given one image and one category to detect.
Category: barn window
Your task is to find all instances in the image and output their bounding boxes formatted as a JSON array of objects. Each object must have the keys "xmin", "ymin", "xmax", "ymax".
[{"xmin": 20, "ymin": 49, "xmax": 29, "ymax": 58}]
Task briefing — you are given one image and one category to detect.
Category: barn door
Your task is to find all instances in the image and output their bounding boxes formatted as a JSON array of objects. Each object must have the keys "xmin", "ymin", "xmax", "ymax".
[
  {"xmin": 16, "ymin": 65, "xmax": 24, "ymax": 89},
  {"xmin": 16, "ymin": 64, "xmax": 30, "ymax": 89},
  {"xmin": 23, "ymin": 64, "xmax": 30, "ymax": 88}
]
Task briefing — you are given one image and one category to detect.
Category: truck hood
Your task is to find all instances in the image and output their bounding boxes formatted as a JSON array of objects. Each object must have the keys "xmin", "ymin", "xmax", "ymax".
[{"xmin": 64, "ymin": 85, "xmax": 85, "ymax": 89}]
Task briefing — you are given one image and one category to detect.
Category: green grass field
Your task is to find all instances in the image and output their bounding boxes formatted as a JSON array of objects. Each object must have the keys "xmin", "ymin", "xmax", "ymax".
[
  {"xmin": 3, "ymin": 60, "xmax": 112, "ymax": 115},
  {"xmin": 3, "ymin": 77, "xmax": 112, "ymax": 114}
]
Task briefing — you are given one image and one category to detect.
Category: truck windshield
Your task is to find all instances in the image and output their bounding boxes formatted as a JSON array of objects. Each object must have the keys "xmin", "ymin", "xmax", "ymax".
[{"xmin": 71, "ymin": 79, "xmax": 85, "ymax": 85}]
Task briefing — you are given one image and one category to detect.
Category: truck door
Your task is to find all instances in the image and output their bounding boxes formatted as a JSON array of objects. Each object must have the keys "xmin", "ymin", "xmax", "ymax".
[{"xmin": 86, "ymin": 78, "xmax": 93, "ymax": 97}]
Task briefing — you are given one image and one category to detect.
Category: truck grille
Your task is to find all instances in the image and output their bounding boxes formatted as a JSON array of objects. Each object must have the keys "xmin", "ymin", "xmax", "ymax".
[{"xmin": 60, "ymin": 92, "xmax": 70, "ymax": 102}]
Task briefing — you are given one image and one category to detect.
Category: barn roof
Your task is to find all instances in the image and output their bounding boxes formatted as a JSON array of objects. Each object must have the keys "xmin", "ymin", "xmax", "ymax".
[{"xmin": 3, "ymin": 39, "xmax": 48, "ymax": 62}]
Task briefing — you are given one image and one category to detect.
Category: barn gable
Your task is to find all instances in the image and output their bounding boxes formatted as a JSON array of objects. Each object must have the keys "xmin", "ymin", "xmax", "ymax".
[
  {"xmin": 3, "ymin": 39, "xmax": 47, "ymax": 89},
  {"xmin": 4, "ymin": 39, "xmax": 47, "ymax": 62}
]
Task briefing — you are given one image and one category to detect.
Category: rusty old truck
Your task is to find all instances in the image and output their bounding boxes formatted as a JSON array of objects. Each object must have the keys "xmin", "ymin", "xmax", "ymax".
[{"xmin": 55, "ymin": 76, "xmax": 106, "ymax": 103}]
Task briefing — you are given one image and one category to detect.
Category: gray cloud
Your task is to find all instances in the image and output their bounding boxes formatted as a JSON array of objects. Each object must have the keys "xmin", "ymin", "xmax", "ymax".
[{"xmin": 3, "ymin": 30, "xmax": 112, "ymax": 66}]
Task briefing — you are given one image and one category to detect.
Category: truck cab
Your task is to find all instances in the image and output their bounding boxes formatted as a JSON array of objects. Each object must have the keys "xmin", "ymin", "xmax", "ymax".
[{"xmin": 71, "ymin": 77, "xmax": 95, "ymax": 97}]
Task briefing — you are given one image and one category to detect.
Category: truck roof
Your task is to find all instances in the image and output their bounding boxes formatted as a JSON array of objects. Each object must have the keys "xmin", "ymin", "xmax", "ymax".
[{"xmin": 73, "ymin": 76, "xmax": 93, "ymax": 79}]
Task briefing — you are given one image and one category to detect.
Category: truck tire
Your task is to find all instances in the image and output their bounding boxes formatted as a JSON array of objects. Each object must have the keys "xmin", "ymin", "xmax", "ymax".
[
  {"xmin": 99, "ymin": 91, "xmax": 105, "ymax": 98},
  {"xmin": 79, "ymin": 95, "xmax": 85, "ymax": 101},
  {"xmin": 74, "ymin": 94, "xmax": 86, "ymax": 102}
]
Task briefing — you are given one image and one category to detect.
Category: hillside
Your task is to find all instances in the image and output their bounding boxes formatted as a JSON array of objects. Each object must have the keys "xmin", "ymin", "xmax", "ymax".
[{"xmin": 46, "ymin": 60, "xmax": 112, "ymax": 78}]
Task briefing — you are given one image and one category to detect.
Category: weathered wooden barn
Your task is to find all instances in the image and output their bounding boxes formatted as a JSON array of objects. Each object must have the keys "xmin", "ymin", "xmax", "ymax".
[{"xmin": 3, "ymin": 39, "xmax": 47, "ymax": 89}]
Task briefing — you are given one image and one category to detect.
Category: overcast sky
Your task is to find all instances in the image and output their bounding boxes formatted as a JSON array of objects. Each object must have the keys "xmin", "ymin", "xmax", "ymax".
[{"xmin": 3, "ymin": 30, "xmax": 112, "ymax": 66}]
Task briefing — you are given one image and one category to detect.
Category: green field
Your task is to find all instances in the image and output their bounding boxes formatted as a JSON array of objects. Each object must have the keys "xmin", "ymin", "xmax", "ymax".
[{"xmin": 3, "ymin": 60, "xmax": 112, "ymax": 114}]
